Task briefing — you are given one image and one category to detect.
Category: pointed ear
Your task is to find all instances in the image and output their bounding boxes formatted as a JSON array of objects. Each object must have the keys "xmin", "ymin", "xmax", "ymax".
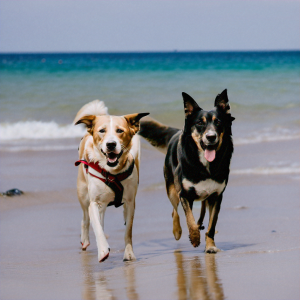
[
  {"xmin": 74, "ymin": 115, "xmax": 96, "ymax": 134},
  {"xmin": 182, "ymin": 92, "xmax": 202, "ymax": 117},
  {"xmin": 214, "ymin": 89, "xmax": 231, "ymax": 114},
  {"xmin": 124, "ymin": 112, "xmax": 150, "ymax": 134}
]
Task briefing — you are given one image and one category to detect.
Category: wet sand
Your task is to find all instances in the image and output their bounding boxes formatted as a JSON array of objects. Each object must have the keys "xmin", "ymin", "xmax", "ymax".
[{"xmin": 0, "ymin": 139, "xmax": 299, "ymax": 300}]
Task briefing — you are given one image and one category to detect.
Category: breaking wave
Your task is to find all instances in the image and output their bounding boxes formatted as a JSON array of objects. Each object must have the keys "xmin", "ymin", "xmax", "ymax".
[
  {"xmin": 231, "ymin": 165, "xmax": 300, "ymax": 175},
  {"xmin": 235, "ymin": 127, "xmax": 300, "ymax": 145},
  {"xmin": 0, "ymin": 121, "xmax": 299, "ymax": 152},
  {"xmin": 0, "ymin": 121, "xmax": 85, "ymax": 141}
]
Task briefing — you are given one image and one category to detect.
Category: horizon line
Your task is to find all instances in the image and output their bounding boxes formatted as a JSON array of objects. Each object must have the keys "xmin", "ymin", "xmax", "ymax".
[{"xmin": 0, "ymin": 49, "xmax": 299, "ymax": 55}]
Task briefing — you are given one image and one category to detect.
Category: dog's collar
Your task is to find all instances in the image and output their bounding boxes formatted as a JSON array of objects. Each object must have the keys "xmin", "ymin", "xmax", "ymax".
[{"xmin": 75, "ymin": 158, "xmax": 135, "ymax": 208}]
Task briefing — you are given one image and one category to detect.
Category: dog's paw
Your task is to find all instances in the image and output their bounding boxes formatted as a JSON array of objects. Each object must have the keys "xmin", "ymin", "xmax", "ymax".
[
  {"xmin": 81, "ymin": 241, "xmax": 90, "ymax": 251},
  {"xmin": 173, "ymin": 228, "xmax": 182, "ymax": 241},
  {"xmin": 99, "ymin": 252, "xmax": 110, "ymax": 262},
  {"xmin": 123, "ymin": 245, "xmax": 136, "ymax": 261},
  {"xmin": 189, "ymin": 228, "xmax": 200, "ymax": 248},
  {"xmin": 173, "ymin": 220, "xmax": 182, "ymax": 241},
  {"xmin": 123, "ymin": 252, "xmax": 136, "ymax": 261},
  {"xmin": 205, "ymin": 246, "xmax": 219, "ymax": 254},
  {"xmin": 123, "ymin": 253, "xmax": 136, "ymax": 261},
  {"xmin": 98, "ymin": 248, "xmax": 110, "ymax": 263}
]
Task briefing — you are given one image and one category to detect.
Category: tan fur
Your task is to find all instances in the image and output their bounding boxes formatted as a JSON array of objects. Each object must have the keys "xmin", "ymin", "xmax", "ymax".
[
  {"xmin": 191, "ymin": 127, "xmax": 204, "ymax": 151},
  {"xmin": 205, "ymin": 199, "xmax": 221, "ymax": 253},
  {"xmin": 167, "ymin": 184, "xmax": 182, "ymax": 240},
  {"xmin": 216, "ymin": 132, "xmax": 224, "ymax": 151},
  {"xmin": 75, "ymin": 101, "xmax": 148, "ymax": 262}
]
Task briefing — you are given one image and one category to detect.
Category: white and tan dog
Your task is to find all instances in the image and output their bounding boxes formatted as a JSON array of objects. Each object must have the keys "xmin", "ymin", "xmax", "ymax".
[{"xmin": 74, "ymin": 100, "xmax": 148, "ymax": 262}]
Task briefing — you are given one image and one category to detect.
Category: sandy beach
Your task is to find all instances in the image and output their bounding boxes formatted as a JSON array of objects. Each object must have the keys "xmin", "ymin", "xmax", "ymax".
[{"xmin": 0, "ymin": 136, "xmax": 299, "ymax": 300}]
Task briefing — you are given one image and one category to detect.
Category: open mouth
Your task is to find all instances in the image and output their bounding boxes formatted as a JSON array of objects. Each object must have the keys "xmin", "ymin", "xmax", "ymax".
[
  {"xmin": 200, "ymin": 141, "xmax": 218, "ymax": 163},
  {"xmin": 101, "ymin": 150, "xmax": 123, "ymax": 167}
]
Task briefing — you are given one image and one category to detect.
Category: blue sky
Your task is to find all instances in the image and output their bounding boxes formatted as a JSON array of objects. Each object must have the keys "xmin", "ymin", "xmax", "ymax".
[{"xmin": 0, "ymin": 0, "xmax": 299, "ymax": 53}]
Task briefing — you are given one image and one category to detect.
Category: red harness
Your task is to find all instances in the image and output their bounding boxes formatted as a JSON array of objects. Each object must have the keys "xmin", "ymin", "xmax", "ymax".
[{"xmin": 75, "ymin": 159, "xmax": 135, "ymax": 207}]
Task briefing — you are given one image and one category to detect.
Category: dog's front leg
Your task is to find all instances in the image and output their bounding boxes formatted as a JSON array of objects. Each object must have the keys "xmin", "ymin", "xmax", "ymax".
[
  {"xmin": 123, "ymin": 201, "xmax": 136, "ymax": 261},
  {"xmin": 205, "ymin": 194, "xmax": 223, "ymax": 253},
  {"xmin": 180, "ymin": 197, "xmax": 200, "ymax": 247},
  {"xmin": 88, "ymin": 201, "xmax": 110, "ymax": 262}
]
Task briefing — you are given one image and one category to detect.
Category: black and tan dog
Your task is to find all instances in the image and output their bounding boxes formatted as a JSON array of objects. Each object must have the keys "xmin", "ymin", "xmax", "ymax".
[{"xmin": 139, "ymin": 90, "xmax": 234, "ymax": 253}]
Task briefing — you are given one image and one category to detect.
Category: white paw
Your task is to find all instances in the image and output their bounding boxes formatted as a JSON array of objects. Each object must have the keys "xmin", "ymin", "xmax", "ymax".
[
  {"xmin": 81, "ymin": 241, "xmax": 90, "ymax": 250},
  {"xmin": 98, "ymin": 248, "xmax": 110, "ymax": 263},
  {"xmin": 123, "ymin": 245, "xmax": 136, "ymax": 261}
]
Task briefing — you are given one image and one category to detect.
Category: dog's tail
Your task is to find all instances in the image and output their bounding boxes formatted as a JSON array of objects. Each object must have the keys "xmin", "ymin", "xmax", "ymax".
[
  {"xmin": 73, "ymin": 100, "xmax": 108, "ymax": 124},
  {"xmin": 139, "ymin": 116, "xmax": 180, "ymax": 154}
]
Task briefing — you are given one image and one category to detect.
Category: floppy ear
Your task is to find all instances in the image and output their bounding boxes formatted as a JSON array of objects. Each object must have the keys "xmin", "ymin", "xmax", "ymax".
[
  {"xmin": 124, "ymin": 112, "xmax": 150, "ymax": 134},
  {"xmin": 74, "ymin": 115, "xmax": 96, "ymax": 134},
  {"xmin": 214, "ymin": 89, "xmax": 231, "ymax": 114},
  {"xmin": 182, "ymin": 92, "xmax": 202, "ymax": 117}
]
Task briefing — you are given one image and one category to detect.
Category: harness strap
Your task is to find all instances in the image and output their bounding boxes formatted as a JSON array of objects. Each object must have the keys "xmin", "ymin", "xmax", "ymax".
[{"xmin": 75, "ymin": 158, "xmax": 135, "ymax": 208}]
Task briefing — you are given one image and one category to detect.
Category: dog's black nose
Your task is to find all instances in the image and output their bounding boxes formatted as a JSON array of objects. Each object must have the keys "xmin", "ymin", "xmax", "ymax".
[
  {"xmin": 206, "ymin": 133, "xmax": 217, "ymax": 143},
  {"xmin": 106, "ymin": 141, "xmax": 117, "ymax": 150}
]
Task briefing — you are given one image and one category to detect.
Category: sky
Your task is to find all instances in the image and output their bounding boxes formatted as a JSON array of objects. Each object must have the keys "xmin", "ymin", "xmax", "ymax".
[{"xmin": 0, "ymin": 0, "xmax": 299, "ymax": 53}]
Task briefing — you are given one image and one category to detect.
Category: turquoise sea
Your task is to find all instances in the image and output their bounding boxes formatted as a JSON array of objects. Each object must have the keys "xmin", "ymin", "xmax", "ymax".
[{"xmin": 0, "ymin": 51, "xmax": 299, "ymax": 151}]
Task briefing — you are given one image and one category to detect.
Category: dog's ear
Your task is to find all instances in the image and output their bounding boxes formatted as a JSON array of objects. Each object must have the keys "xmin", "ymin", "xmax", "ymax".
[
  {"xmin": 124, "ymin": 112, "xmax": 150, "ymax": 135},
  {"xmin": 75, "ymin": 115, "xmax": 96, "ymax": 135},
  {"xmin": 182, "ymin": 92, "xmax": 202, "ymax": 117},
  {"xmin": 214, "ymin": 89, "xmax": 232, "ymax": 114}
]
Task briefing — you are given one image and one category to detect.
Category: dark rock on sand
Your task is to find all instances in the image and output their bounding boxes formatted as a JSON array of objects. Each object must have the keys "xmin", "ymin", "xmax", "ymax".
[{"xmin": 1, "ymin": 189, "xmax": 24, "ymax": 197}]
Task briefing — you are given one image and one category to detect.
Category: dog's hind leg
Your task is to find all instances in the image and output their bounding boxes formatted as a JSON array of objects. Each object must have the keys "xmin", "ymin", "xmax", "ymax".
[
  {"xmin": 80, "ymin": 204, "xmax": 90, "ymax": 250},
  {"xmin": 205, "ymin": 194, "xmax": 223, "ymax": 253},
  {"xmin": 89, "ymin": 201, "xmax": 110, "ymax": 262},
  {"xmin": 167, "ymin": 184, "xmax": 182, "ymax": 241},
  {"xmin": 197, "ymin": 200, "xmax": 206, "ymax": 231},
  {"xmin": 123, "ymin": 199, "xmax": 136, "ymax": 261}
]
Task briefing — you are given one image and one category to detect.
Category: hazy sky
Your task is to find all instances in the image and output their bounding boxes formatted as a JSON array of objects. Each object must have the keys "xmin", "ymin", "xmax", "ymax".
[{"xmin": 0, "ymin": 0, "xmax": 299, "ymax": 53}]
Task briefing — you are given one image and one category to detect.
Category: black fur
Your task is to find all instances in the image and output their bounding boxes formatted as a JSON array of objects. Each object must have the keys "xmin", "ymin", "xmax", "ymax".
[
  {"xmin": 140, "ymin": 90, "xmax": 235, "ymax": 252},
  {"xmin": 139, "ymin": 117, "xmax": 179, "ymax": 152}
]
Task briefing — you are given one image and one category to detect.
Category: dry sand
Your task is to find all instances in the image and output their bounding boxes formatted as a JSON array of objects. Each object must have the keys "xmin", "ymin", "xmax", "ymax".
[{"xmin": 0, "ymin": 139, "xmax": 299, "ymax": 300}]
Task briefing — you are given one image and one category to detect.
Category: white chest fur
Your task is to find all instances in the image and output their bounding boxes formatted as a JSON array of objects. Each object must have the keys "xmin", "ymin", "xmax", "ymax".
[{"xmin": 182, "ymin": 178, "xmax": 226, "ymax": 201}]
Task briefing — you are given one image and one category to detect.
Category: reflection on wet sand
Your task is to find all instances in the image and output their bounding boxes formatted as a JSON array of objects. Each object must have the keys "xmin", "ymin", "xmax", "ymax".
[
  {"xmin": 80, "ymin": 251, "xmax": 139, "ymax": 300},
  {"xmin": 123, "ymin": 263, "xmax": 139, "ymax": 300},
  {"xmin": 175, "ymin": 251, "xmax": 224, "ymax": 300},
  {"xmin": 81, "ymin": 251, "xmax": 116, "ymax": 300}
]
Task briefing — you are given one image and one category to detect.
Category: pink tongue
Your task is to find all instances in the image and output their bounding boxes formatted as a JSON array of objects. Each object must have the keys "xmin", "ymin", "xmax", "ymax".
[
  {"xmin": 205, "ymin": 149, "xmax": 216, "ymax": 162},
  {"xmin": 108, "ymin": 157, "xmax": 117, "ymax": 163}
]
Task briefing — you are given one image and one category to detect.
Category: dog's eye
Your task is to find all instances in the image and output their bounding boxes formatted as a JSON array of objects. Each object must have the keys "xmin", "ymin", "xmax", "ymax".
[
  {"xmin": 116, "ymin": 129, "xmax": 124, "ymax": 134},
  {"xmin": 197, "ymin": 120, "xmax": 205, "ymax": 126},
  {"xmin": 215, "ymin": 119, "xmax": 221, "ymax": 126},
  {"xmin": 99, "ymin": 129, "xmax": 106, "ymax": 133}
]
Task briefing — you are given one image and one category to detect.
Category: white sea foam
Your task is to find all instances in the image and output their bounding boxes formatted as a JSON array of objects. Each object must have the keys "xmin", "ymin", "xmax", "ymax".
[
  {"xmin": 231, "ymin": 165, "xmax": 300, "ymax": 175},
  {"xmin": 0, "ymin": 121, "xmax": 86, "ymax": 141},
  {"xmin": 235, "ymin": 127, "xmax": 300, "ymax": 145},
  {"xmin": 1, "ymin": 122, "xmax": 299, "ymax": 144},
  {"xmin": 0, "ymin": 144, "xmax": 79, "ymax": 152},
  {"xmin": 0, "ymin": 121, "xmax": 299, "ymax": 153}
]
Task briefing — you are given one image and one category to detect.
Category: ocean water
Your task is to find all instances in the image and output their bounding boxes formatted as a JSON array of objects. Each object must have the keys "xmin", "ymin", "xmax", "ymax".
[{"xmin": 0, "ymin": 51, "xmax": 299, "ymax": 156}]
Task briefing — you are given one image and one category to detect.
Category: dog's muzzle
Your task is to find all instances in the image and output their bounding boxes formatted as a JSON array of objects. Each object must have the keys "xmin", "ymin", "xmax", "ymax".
[
  {"xmin": 205, "ymin": 131, "xmax": 218, "ymax": 144},
  {"xmin": 101, "ymin": 146, "xmax": 123, "ymax": 167},
  {"xmin": 202, "ymin": 131, "xmax": 219, "ymax": 163},
  {"xmin": 106, "ymin": 141, "xmax": 117, "ymax": 151}
]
